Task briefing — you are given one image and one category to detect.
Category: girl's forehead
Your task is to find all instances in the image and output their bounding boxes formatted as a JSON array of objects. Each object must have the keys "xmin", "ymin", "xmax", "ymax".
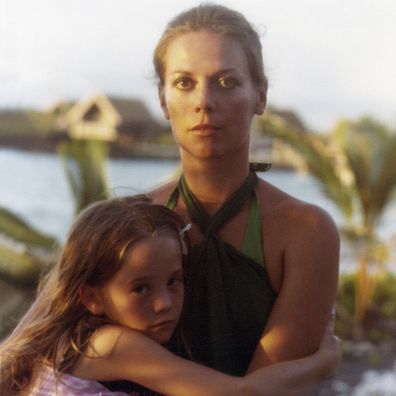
[{"xmin": 118, "ymin": 234, "xmax": 183, "ymax": 276}]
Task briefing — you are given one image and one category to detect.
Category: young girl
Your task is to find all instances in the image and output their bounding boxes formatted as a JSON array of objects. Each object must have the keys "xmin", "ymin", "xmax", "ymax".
[{"xmin": 0, "ymin": 196, "xmax": 340, "ymax": 396}]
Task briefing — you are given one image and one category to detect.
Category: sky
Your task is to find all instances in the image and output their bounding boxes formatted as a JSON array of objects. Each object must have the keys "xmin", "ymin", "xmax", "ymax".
[{"xmin": 1, "ymin": 0, "xmax": 395, "ymax": 131}]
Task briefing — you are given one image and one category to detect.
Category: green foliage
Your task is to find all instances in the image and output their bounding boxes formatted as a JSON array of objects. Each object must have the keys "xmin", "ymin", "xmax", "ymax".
[
  {"xmin": 336, "ymin": 273, "xmax": 396, "ymax": 344},
  {"xmin": 259, "ymin": 115, "xmax": 354, "ymax": 221},
  {"xmin": 334, "ymin": 118, "xmax": 396, "ymax": 234},
  {"xmin": 0, "ymin": 110, "xmax": 38, "ymax": 136},
  {"xmin": 0, "ymin": 139, "xmax": 111, "ymax": 289},
  {"xmin": 0, "ymin": 137, "xmax": 113, "ymax": 339},
  {"xmin": 259, "ymin": 114, "xmax": 396, "ymax": 325},
  {"xmin": 0, "ymin": 244, "xmax": 47, "ymax": 286},
  {"xmin": 371, "ymin": 273, "xmax": 396, "ymax": 320},
  {"xmin": 0, "ymin": 207, "xmax": 58, "ymax": 286},
  {"xmin": 0, "ymin": 208, "xmax": 57, "ymax": 249},
  {"xmin": 58, "ymin": 139, "xmax": 110, "ymax": 214},
  {"xmin": 260, "ymin": 114, "xmax": 396, "ymax": 239},
  {"xmin": 28, "ymin": 110, "xmax": 59, "ymax": 135},
  {"xmin": 155, "ymin": 129, "xmax": 176, "ymax": 145}
]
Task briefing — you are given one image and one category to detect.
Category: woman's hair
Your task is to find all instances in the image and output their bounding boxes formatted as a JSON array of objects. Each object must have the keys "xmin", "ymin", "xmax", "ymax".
[
  {"xmin": 153, "ymin": 2, "xmax": 267, "ymax": 88},
  {"xmin": 0, "ymin": 195, "xmax": 187, "ymax": 395}
]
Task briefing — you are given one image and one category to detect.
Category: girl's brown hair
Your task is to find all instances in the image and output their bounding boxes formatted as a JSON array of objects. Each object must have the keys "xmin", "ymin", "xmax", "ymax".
[
  {"xmin": 153, "ymin": 3, "xmax": 268, "ymax": 88},
  {"xmin": 0, "ymin": 195, "xmax": 186, "ymax": 395}
]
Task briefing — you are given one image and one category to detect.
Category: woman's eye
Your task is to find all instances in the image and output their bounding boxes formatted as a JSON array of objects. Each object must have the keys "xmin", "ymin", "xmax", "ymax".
[
  {"xmin": 132, "ymin": 284, "xmax": 149, "ymax": 295},
  {"xmin": 174, "ymin": 78, "xmax": 194, "ymax": 90},
  {"xmin": 219, "ymin": 77, "xmax": 238, "ymax": 89}
]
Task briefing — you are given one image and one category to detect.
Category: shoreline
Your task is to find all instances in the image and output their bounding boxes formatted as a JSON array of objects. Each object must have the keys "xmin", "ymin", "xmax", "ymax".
[{"xmin": 0, "ymin": 140, "xmax": 294, "ymax": 170}]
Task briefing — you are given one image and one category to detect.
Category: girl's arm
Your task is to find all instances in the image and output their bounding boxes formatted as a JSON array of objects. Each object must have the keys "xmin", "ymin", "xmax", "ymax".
[{"xmin": 72, "ymin": 322, "xmax": 341, "ymax": 396}]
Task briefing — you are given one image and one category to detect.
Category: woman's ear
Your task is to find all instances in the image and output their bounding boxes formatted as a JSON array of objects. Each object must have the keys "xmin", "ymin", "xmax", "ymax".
[
  {"xmin": 158, "ymin": 85, "xmax": 170, "ymax": 120},
  {"xmin": 255, "ymin": 82, "xmax": 267, "ymax": 115},
  {"xmin": 80, "ymin": 285, "xmax": 105, "ymax": 316}
]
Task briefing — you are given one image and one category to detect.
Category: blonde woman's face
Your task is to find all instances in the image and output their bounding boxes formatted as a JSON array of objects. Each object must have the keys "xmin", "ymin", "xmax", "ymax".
[
  {"xmin": 95, "ymin": 235, "xmax": 184, "ymax": 344},
  {"xmin": 159, "ymin": 31, "xmax": 266, "ymax": 160}
]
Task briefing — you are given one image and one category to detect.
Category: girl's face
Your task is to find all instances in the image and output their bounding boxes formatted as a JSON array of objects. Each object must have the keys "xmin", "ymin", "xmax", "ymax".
[
  {"xmin": 159, "ymin": 31, "xmax": 266, "ymax": 160},
  {"xmin": 91, "ymin": 235, "xmax": 184, "ymax": 344}
]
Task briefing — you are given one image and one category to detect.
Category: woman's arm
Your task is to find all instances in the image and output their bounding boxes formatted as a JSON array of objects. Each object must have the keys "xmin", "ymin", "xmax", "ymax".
[
  {"xmin": 248, "ymin": 201, "xmax": 340, "ymax": 372},
  {"xmin": 72, "ymin": 322, "xmax": 341, "ymax": 396},
  {"xmin": 246, "ymin": 323, "xmax": 341, "ymax": 396}
]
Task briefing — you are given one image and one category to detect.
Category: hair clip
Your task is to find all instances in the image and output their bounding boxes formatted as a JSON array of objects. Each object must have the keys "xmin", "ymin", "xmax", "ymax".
[{"xmin": 179, "ymin": 223, "xmax": 192, "ymax": 255}]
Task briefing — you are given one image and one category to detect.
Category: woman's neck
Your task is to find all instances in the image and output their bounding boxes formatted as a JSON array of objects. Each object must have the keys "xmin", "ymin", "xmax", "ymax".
[{"xmin": 180, "ymin": 154, "xmax": 250, "ymax": 210}]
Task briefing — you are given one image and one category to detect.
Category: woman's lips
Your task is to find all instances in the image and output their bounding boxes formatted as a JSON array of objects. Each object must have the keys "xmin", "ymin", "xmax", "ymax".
[{"xmin": 190, "ymin": 123, "xmax": 222, "ymax": 136}]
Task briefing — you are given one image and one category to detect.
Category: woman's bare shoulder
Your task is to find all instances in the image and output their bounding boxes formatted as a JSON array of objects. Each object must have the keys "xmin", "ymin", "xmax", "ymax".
[
  {"xmin": 147, "ymin": 179, "xmax": 178, "ymax": 205},
  {"xmin": 257, "ymin": 179, "xmax": 338, "ymax": 237}
]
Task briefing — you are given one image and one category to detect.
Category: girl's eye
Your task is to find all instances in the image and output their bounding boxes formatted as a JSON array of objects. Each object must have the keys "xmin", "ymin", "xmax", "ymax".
[
  {"xmin": 174, "ymin": 77, "xmax": 194, "ymax": 90},
  {"xmin": 219, "ymin": 76, "xmax": 238, "ymax": 89},
  {"xmin": 168, "ymin": 277, "xmax": 183, "ymax": 288},
  {"xmin": 132, "ymin": 284, "xmax": 149, "ymax": 295}
]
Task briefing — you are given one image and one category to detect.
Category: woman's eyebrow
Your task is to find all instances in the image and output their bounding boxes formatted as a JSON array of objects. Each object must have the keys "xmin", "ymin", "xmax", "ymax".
[
  {"xmin": 169, "ymin": 68, "xmax": 241, "ymax": 78},
  {"xmin": 169, "ymin": 70, "xmax": 193, "ymax": 76},
  {"xmin": 216, "ymin": 68, "xmax": 239, "ymax": 74}
]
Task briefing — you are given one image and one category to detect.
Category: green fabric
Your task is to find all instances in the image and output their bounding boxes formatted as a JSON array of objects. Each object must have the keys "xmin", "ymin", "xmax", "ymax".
[
  {"xmin": 242, "ymin": 190, "xmax": 264, "ymax": 265},
  {"xmin": 169, "ymin": 179, "xmax": 264, "ymax": 266},
  {"xmin": 168, "ymin": 170, "xmax": 276, "ymax": 375}
]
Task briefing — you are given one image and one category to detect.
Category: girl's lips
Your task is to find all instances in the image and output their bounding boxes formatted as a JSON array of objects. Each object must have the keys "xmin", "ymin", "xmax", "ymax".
[{"xmin": 150, "ymin": 320, "xmax": 176, "ymax": 330}]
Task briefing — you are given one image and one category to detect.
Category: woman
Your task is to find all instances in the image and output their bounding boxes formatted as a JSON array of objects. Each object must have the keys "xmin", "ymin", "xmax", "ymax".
[{"xmin": 148, "ymin": 3, "xmax": 340, "ymax": 376}]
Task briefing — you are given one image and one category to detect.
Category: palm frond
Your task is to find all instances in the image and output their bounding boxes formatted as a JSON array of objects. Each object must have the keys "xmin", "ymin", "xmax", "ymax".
[
  {"xmin": 260, "ymin": 116, "xmax": 354, "ymax": 220},
  {"xmin": 371, "ymin": 133, "xmax": 396, "ymax": 224},
  {"xmin": 0, "ymin": 207, "xmax": 57, "ymax": 249},
  {"xmin": 337, "ymin": 118, "xmax": 396, "ymax": 233},
  {"xmin": 58, "ymin": 139, "xmax": 110, "ymax": 214},
  {"xmin": 0, "ymin": 243, "xmax": 48, "ymax": 286}
]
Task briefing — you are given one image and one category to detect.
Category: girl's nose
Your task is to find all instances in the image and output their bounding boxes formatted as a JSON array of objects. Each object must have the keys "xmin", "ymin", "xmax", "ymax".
[
  {"xmin": 153, "ymin": 290, "xmax": 172, "ymax": 313},
  {"xmin": 195, "ymin": 83, "xmax": 216, "ymax": 113}
]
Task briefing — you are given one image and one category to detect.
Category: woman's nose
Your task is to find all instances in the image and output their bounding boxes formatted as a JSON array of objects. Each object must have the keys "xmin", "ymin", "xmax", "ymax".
[
  {"xmin": 195, "ymin": 83, "xmax": 216, "ymax": 113},
  {"xmin": 153, "ymin": 290, "xmax": 172, "ymax": 313}
]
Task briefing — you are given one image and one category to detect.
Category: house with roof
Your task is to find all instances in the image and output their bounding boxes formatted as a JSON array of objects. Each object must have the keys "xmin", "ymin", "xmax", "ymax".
[
  {"xmin": 0, "ymin": 94, "xmax": 174, "ymax": 157},
  {"xmin": 57, "ymin": 94, "xmax": 164, "ymax": 145}
]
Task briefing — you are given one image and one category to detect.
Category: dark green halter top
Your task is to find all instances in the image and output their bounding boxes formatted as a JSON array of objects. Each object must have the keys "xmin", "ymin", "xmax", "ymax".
[{"xmin": 167, "ymin": 168, "xmax": 276, "ymax": 375}]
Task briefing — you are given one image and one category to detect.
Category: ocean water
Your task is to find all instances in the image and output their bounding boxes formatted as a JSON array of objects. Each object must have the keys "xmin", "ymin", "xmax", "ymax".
[{"xmin": 1, "ymin": 148, "xmax": 395, "ymax": 272}]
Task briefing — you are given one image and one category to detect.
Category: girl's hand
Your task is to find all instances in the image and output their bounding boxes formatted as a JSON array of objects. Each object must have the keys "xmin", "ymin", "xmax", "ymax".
[
  {"xmin": 316, "ymin": 309, "xmax": 342, "ymax": 379},
  {"xmin": 243, "ymin": 311, "xmax": 342, "ymax": 396}
]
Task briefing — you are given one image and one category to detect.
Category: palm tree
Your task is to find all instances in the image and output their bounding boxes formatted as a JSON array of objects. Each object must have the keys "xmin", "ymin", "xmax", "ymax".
[
  {"xmin": 0, "ymin": 208, "xmax": 57, "ymax": 285},
  {"xmin": 0, "ymin": 138, "xmax": 110, "ymax": 338},
  {"xmin": 0, "ymin": 210, "xmax": 57, "ymax": 339},
  {"xmin": 258, "ymin": 114, "xmax": 396, "ymax": 330},
  {"xmin": 58, "ymin": 139, "xmax": 110, "ymax": 214}
]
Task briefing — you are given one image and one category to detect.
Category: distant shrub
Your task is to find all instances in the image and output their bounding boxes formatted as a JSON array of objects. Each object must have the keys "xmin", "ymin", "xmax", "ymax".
[{"xmin": 336, "ymin": 272, "xmax": 396, "ymax": 344}]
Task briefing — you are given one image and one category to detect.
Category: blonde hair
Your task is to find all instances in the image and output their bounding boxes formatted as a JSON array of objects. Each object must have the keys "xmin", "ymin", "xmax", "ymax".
[
  {"xmin": 153, "ymin": 3, "xmax": 267, "ymax": 88},
  {"xmin": 0, "ymin": 196, "xmax": 186, "ymax": 395}
]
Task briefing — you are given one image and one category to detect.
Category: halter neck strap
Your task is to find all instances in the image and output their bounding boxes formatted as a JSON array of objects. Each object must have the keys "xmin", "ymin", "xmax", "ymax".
[{"xmin": 178, "ymin": 170, "xmax": 258, "ymax": 237}]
